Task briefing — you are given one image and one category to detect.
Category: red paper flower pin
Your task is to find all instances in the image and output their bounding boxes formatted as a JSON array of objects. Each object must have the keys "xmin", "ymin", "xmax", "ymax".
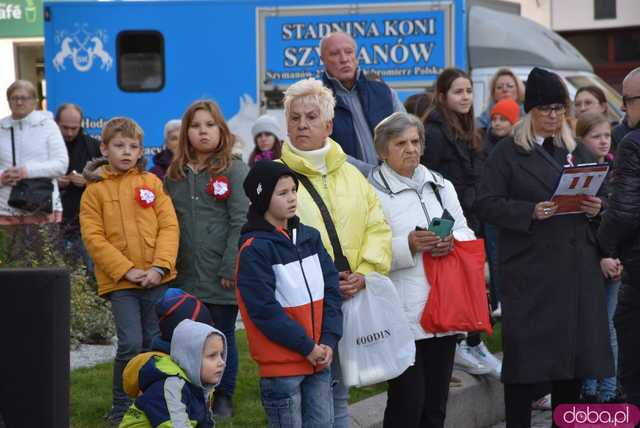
[
  {"xmin": 135, "ymin": 185, "xmax": 157, "ymax": 208},
  {"xmin": 207, "ymin": 176, "xmax": 231, "ymax": 201}
]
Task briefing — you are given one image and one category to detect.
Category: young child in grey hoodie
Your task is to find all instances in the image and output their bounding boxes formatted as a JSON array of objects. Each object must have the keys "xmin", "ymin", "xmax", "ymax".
[{"xmin": 119, "ymin": 319, "xmax": 226, "ymax": 428}]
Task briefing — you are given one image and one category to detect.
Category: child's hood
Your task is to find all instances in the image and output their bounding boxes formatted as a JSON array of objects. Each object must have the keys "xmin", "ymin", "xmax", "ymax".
[
  {"xmin": 82, "ymin": 156, "xmax": 147, "ymax": 183},
  {"xmin": 171, "ymin": 319, "xmax": 226, "ymax": 390},
  {"xmin": 239, "ymin": 210, "xmax": 314, "ymax": 248}
]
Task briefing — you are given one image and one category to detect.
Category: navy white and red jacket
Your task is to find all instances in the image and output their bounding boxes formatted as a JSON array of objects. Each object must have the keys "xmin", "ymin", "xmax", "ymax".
[{"xmin": 236, "ymin": 213, "xmax": 342, "ymax": 378}]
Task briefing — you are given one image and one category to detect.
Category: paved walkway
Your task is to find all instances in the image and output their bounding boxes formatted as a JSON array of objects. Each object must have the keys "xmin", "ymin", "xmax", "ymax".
[{"xmin": 488, "ymin": 410, "xmax": 552, "ymax": 427}]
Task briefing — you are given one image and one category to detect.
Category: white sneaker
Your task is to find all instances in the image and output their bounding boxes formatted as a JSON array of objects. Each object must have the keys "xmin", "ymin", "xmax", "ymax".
[
  {"xmin": 468, "ymin": 341, "xmax": 502, "ymax": 379},
  {"xmin": 454, "ymin": 342, "xmax": 493, "ymax": 375},
  {"xmin": 491, "ymin": 303, "xmax": 502, "ymax": 318}
]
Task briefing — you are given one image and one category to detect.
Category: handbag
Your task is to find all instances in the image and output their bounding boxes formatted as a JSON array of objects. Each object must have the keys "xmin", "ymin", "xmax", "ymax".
[
  {"xmin": 7, "ymin": 127, "xmax": 53, "ymax": 213},
  {"xmin": 419, "ymin": 182, "xmax": 492, "ymax": 334},
  {"xmin": 338, "ymin": 272, "xmax": 415, "ymax": 387}
]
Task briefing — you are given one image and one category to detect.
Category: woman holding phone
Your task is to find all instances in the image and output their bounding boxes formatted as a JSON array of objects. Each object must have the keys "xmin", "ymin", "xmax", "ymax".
[{"xmin": 368, "ymin": 112, "xmax": 476, "ymax": 428}]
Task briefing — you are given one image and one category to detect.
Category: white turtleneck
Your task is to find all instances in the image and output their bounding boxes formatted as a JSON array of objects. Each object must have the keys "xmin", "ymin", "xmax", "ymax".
[{"xmin": 286, "ymin": 140, "xmax": 331, "ymax": 175}]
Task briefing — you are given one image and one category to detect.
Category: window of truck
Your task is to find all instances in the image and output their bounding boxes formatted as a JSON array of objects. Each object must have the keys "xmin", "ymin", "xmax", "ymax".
[{"xmin": 117, "ymin": 31, "xmax": 164, "ymax": 92}]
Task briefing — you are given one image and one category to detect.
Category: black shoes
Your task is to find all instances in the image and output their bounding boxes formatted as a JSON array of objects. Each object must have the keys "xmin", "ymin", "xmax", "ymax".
[{"xmin": 212, "ymin": 392, "xmax": 234, "ymax": 420}]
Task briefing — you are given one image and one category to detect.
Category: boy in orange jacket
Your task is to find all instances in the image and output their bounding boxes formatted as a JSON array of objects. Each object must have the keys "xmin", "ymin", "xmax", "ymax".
[{"xmin": 80, "ymin": 117, "xmax": 179, "ymax": 425}]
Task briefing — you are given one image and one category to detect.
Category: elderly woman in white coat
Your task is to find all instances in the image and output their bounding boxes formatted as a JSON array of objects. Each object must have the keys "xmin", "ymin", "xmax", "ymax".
[
  {"xmin": 368, "ymin": 112, "xmax": 475, "ymax": 428},
  {"xmin": 0, "ymin": 80, "xmax": 68, "ymax": 260}
]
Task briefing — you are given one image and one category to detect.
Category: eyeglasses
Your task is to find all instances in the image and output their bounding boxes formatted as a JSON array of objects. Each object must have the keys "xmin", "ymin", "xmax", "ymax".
[
  {"xmin": 9, "ymin": 96, "xmax": 34, "ymax": 103},
  {"xmin": 537, "ymin": 104, "xmax": 566, "ymax": 116},
  {"xmin": 622, "ymin": 95, "xmax": 640, "ymax": 106},
  {"xmin": 496, "ymin": 84, "xmax": 516, "ymax": 90}
]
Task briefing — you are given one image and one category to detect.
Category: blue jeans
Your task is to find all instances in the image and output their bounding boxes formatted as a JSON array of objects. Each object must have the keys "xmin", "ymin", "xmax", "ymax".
[
  {"xmin": 331, "ymin": 350, "xmax": 350, "ymax": 428},
  {"xmin": 582, "ymin": 279, "xmax": 620, "ymax": 401},
  {"xmin": 109, "ymin": 286, "xmax": 166, "ymax": 411},
  {"xmin": 260, "ymin": 368, "xmax": 333, "ymax": 428},
  {"xmin": 206, "ymin": 304, "xmax": 238, "ymax": 396}
]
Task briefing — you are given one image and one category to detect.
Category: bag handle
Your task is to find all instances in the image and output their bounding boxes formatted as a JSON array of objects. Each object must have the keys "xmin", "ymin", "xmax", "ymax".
[
  {"xmin": 282, "ymin": 161, "xmax": 351, "ymax": 272},
  {"xmin": 10, "ymin": 127, "xmax": 16, "ymax": 167}
]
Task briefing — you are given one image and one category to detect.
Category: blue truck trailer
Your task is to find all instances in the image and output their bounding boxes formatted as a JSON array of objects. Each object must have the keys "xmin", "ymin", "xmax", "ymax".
[{"xmin": 43, "ymin": 0, "xmax": 468, "ymax": 158}]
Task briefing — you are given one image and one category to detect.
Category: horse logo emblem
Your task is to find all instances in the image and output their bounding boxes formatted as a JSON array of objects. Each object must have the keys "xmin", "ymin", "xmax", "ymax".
[{"xmin": 52, "ymin": 24, "xmax": 113, "ymax": 72}]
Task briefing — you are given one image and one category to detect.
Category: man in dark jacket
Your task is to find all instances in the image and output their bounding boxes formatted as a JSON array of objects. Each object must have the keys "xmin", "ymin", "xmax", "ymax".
[
  {"xmin": 56, "ymin": 103, "xmax": 101, "ymax": 273},
  {"xmin": 598, "ymin": 67, "xmax": 640, "ymax": 407},
  {"xmin": 320, "ymin": 31, "xmax": 404, "ymax": 176}
]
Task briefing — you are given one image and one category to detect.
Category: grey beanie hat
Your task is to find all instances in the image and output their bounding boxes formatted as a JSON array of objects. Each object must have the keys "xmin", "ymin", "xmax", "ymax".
[{"xmin": 251, "ymin": 115, "xmax": 282, "ymax": 140}]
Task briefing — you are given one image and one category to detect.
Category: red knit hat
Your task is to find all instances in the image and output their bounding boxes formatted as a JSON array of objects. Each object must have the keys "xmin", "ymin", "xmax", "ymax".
[{"xmin": 491, "ymin": 99, "xmax": 521, "ymax": 125}]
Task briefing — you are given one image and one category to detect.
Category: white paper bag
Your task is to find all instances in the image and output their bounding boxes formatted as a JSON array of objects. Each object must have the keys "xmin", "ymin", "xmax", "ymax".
[{"xmin": 338, "ymin": 272, "xmax": 415, "ymax": 387}]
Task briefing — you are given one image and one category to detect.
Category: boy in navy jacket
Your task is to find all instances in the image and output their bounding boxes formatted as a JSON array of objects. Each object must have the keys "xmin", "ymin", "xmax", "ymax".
[{"xmin": 236, "ymin": 161, "xmax": 342, "ymax": 428}]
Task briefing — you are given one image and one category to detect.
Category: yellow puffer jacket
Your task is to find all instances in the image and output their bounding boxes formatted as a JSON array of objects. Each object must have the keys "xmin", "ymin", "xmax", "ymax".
[
  {"xmin": 80, "ymin": 158, "xmax": 179, "ymax": 297},
  {"xmin": 280, "ymin": 138, "xmax": 391, "ymax": 275}
]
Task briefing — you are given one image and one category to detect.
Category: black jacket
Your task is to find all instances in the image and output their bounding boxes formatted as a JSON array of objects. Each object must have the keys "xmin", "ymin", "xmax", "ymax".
[
  {"xmin": 475, "ymin": 136, "xmax": 613, "ymax": 383},
  {"xmin": 61, "ymin": 130, "xmax": 101, "ymax": 238},
  {"xmin": 611, "ymin": 116, "xmax": 635, "ymax": 154},
  {"xmin": 598, "ymin": 129, "xmax": 640, "ymax": 288},
  {"xmin": 421, "ymin": 109, "xmax": 484, "ymax": 233}
]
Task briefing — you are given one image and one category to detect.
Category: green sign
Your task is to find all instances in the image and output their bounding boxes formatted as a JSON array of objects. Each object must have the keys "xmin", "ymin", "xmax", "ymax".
[{"xmin": 0, "ymin": 0, "xmax": 43, "ymax": 38}]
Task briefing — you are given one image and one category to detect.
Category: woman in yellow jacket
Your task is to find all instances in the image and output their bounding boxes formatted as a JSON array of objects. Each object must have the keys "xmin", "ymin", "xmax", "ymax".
[
  {"xmin": 280, "ymin": 78, "xmax": 392, "ymax": 428},
  {"xmin": 79, "ymin": 117, "xmax": 179, "ymax": 425}
]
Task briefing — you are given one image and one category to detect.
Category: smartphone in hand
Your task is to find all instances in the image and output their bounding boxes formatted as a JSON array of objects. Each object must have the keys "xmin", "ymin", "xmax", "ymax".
[{"xmin": 428, "ymin": 217, "xmax": 454, "ymax": 239}]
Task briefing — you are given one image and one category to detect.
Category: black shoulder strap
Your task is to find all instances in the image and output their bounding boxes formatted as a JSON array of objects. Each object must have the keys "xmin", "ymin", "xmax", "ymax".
[
  {"xmin": 282, "ymin": 162, "xmax": 351, "ymax": 272},
  {"xmin": 428, "ymin": 172, "xmax": 454, "ymax": 221},
  {"xmin": 10, "ymin": 127, "xmax": 16, "ymax": 166}
]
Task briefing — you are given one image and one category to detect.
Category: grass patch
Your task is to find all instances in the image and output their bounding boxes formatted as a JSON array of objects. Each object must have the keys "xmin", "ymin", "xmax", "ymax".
[
  {"xmin": 484, "ymin": 320, "xmax": 503, "ymax": 354},
  {"xmin": 71, "ymin": 330, "xmax": 384, "ymax": 428}
]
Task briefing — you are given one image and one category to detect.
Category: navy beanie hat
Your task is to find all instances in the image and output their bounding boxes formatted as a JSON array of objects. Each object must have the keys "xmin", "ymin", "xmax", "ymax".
[
  {"xmin": 155, "ymin": 288, "xmax": 213, "ymax": 342},
  {"xmin": 524, "ymin": 67, "xmax": 567, "ymax": 113},
  {"xmin": 243, "ymin": 160, "xmax": 299, "ymax": 215}
]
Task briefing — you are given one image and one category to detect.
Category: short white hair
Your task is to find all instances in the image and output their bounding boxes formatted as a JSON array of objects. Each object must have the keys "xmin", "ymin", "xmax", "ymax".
[
  {"xmin": 284, "ymin": 78, "xmax": 336, "ymax": 123},
  {"xmin": 319, "ymin": 31, "xmax": 356, "ymax": 57},
  {"xmin": 163, "ymin": 119, "xmax": 181, "ymax": 141}
]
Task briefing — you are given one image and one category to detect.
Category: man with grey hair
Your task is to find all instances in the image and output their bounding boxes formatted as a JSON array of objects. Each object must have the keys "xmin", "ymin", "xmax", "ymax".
[
  {"xmin": 55, "ymin": 103, "xmax": 100, "ymax": 273},
  {"xmin": 598, "ymin": 66, "xmax": 640, "ymax": 406},
  {"xmin": 320, "ymin": 31, "xmax": 404, "ymax": 176}
]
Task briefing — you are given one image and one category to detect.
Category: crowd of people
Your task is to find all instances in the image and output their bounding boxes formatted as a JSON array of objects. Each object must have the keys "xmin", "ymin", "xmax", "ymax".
[{"xmin": 1, "ymin": 30, "xmax": 639, "ymax": 428}]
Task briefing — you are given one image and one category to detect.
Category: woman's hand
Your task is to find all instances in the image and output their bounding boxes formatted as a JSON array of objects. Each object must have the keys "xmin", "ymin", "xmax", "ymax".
[
  {"xmin": 338, "ymin": 272, "xmax": 365, "ymax": 299},
  {"xmin": 600, "ymin": 258, "xmax": 623, "ymax": 280},
  {"xmin": 1, "ymin": 167, "xmax": 26, "ymax": 186},
  {"xmin": 431, "ymin": 235, "xmax": 454, "ymax": 257},
  {"xmin": 580, "ymin": 196, "xmax": 602, "ymax": 218},
  {"xmin": 409, "ymin": 230, "xmax": 441, "ymax": 255},
  {"xmin": 221, "ymin": 277, "xmax": 235, "ymax": 289},
  {"xmin": 533, "ymin": 201, "xmax": 558, "ymax": 220}
]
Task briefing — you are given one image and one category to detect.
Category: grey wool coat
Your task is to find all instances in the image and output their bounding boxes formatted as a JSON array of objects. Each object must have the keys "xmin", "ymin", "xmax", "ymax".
[
  {"xmin": 165, "ymin": 158, "xmax": 249, "ymax": 305},
  {"xmin": 475, "ymin": 136, "xmax": 613, "ymax": 384}
]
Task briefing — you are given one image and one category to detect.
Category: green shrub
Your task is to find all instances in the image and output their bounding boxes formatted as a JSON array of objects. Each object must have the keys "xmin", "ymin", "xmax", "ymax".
[{"xmin": 0, "ymin": 225, "xmax": 114, "ymax": 348}]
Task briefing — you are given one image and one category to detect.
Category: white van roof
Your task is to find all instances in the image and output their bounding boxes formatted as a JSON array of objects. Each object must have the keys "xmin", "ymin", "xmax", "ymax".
[{"xmin": 469, "ymin": 6, "xmax": 593, "ymax": 72}]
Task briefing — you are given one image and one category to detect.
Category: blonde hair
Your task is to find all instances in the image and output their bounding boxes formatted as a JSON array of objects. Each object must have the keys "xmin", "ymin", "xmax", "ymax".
[
  {"xmin": 513, "ymin": 113, "xmax": 576, "ymax": 153},
  {"xmin": 102, "ymin": 117, "xmax": 144, "ymax": 146},
  {"xmin": 6, "ymin": 80, "xmax": 36, "ymax": 100},
  {"xmin": 284, "ymin": 78, "xmax": 336, "ymax": 123},
  {"xmin": 490, "ymin": 68, "xmax": 525, "ymax": 103},
  {"xmin": 576, "ymin": 112, "xmax": 609, "ymax": 140}
]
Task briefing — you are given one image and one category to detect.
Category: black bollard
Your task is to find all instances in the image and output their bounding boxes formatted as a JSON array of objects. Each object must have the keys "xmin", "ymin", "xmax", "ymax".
[{"xmin": 0, "ymin": 268, "xmax": 70, "ymax": 428}]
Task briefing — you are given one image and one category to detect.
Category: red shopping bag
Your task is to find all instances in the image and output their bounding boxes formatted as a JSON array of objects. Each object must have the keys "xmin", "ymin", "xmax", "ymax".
[{"xmin": 420, "ymin": 238, "xmax": 493, "ymax": 335}]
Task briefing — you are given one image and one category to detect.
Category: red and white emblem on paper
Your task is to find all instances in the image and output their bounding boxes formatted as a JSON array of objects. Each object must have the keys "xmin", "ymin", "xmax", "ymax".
[
  {"xmin": 207, "ymin": 176, "xmax": 231, "ymax": 201},
  {"xmin": 135, "ymin": 186, "xmax": 156, "ymax": 208}
]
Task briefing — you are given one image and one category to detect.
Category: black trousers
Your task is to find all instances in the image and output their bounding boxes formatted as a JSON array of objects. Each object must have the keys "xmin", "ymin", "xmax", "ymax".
[
  {"xmin": 505, "ymin": 379, "xmax": 581, "ymax": 428},
  {"xmin": 384, "ymin": 335, "xmax": 457, "ymax": 428},
  {"xmin": 615, "ymin": 283, "xmax": 640, "ymax": 406}
]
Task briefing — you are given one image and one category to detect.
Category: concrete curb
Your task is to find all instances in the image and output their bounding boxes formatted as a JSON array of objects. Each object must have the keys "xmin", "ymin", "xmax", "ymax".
[{"xmin": 348, "ymin": 368, "xmax": 505, "ymax": 428}]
